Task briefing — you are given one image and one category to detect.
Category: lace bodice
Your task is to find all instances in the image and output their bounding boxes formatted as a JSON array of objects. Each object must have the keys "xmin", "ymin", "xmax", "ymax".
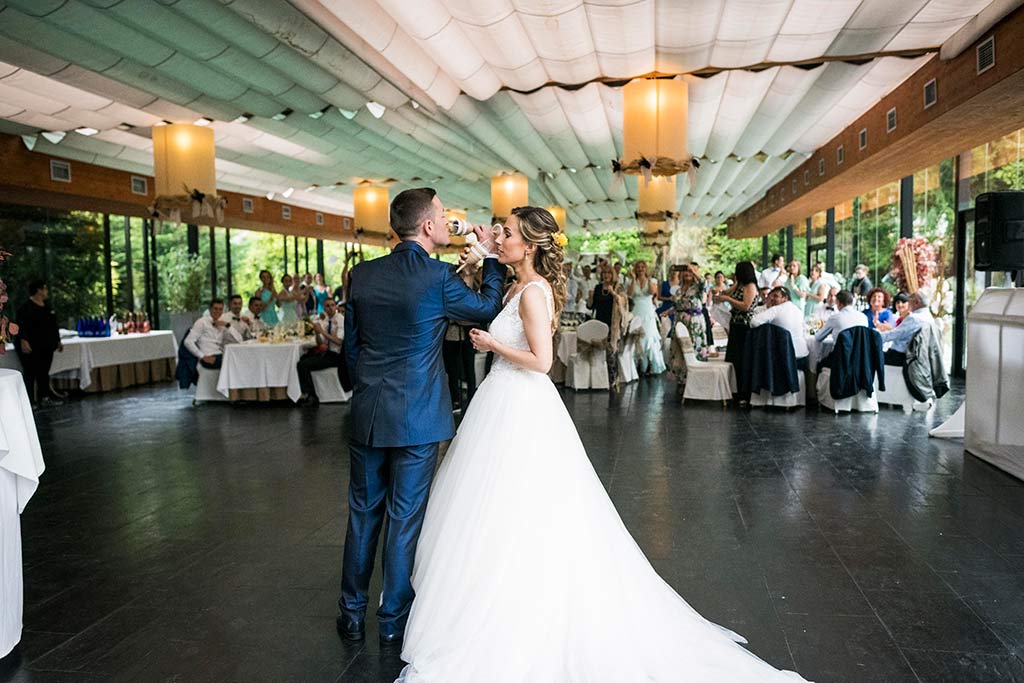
[{"xmin": 488, "ymin": 281, "xmax": 553, "ymax": 375}]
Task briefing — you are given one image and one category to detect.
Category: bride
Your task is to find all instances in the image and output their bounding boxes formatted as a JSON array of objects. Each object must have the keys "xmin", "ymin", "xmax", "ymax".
[{"xmin": 396, "ymin": 207, "xmax": 810, "ymax": 683}]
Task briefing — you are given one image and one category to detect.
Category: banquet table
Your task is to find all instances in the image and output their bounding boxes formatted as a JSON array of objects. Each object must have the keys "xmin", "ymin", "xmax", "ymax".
[
  {"xmin": 0, "ymin": 369, "xmax": 46, "ymax": 658},
  {"xmin": 0, "ymin": 331, "xmax": 177, "ymax": 392},
  {"xmin": 217, "ymin": 339, "xmax": 314, "ymax": 402}
]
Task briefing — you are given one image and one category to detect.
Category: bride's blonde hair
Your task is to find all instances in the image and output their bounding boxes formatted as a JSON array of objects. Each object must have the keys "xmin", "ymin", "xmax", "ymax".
[{"xmin": 510, "ymin": 206, "xmax": 567, "ymax": 328}]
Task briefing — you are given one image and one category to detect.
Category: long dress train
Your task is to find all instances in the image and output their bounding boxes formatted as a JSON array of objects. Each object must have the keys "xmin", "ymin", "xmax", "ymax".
[{"xmin": 396, "ymin": 281, "xmax": 810, "ymax": 683}]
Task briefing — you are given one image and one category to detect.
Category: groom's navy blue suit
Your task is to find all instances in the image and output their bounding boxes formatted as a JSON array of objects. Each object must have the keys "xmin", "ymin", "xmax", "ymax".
[{"xmin": 340, "ymin": 240, "xmax": 504, "ymax": 636}]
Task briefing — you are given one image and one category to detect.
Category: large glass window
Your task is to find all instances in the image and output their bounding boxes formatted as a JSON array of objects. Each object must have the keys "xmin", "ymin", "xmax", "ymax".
[
  {"xmin": 833, "ymin": 199, "xmax": 856, "ymax": 283},
  {"xmin": 853, "ymin": 182, "xmax": 899, "ymax": 290},
  {"xmin": 0, "ymin": 204, "xmax": 106, "ymax": 326}
]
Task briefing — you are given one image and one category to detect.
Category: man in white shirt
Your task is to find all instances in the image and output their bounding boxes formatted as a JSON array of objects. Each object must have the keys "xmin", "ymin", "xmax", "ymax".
[
  {"xmin": 219, "ymin": 294, "xmax": 253, "ymax": 345},
  {"xmin": 297, "ymin": 297, "xmax": 348, "ymax": 403},
  {"xmin": 562, "ymin": 262, "xmax": 578, "ymax": 316},
  {"xmin": 750, "ymin": 286, "xmax": 809, "ymax": 363},
  {"xmin": 759, "ymin": 254, "xmax": 785, "ymax": 290},
  {"xmin": 246, "ymin": 296, "xmax": 267, "ymax": 337},
  {"xmin": 184, "ymin": 298, "xmax": 227, "ymax": 369},
  {"xmin": 813, "ymin": 290, "xmax": 867, "ymax": 363},
  {"xmin": 576, "ymin": 264, "xmax": 595, "ymax": 316}
]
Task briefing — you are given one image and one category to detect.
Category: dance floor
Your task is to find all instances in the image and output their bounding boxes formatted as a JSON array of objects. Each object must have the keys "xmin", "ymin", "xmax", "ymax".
[{"xmin": 2, "ymin": 378, "xmax": 1024, "ymax": 682}]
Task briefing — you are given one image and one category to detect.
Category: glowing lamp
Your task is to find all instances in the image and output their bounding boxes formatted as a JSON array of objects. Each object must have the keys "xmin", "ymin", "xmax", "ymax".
[
  {"xmin": 353, "ymin": 184, "xmax": 390, "ymax": 235},
  {"xmin": 151, "ymin": 124, "xmax": 216, "ymax": 196},
  {"xmin": 491, "ymin": 173, "xmax": 529, "ymax": 220}
]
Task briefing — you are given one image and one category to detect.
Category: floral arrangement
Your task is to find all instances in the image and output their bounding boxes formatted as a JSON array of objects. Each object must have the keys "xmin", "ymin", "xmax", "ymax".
[
  {"xmin": 889, "ymin": 237, "xmax": 938, "ymax": 293},
  {"xmin": 0, "ymin": 248, "xmax": 18, "ymax": 353}
]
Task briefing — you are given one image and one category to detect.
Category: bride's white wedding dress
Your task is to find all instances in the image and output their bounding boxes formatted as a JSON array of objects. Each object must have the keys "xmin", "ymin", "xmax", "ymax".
[{"xmin": 396, "ymin": 281, "xmax": 810, "ymax": 683}]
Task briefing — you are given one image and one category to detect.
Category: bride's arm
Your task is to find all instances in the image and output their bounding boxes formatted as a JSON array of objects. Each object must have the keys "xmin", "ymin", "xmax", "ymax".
[{"xmin": 469, "ymin": 286, "xmax": 552, "ymax": 373}]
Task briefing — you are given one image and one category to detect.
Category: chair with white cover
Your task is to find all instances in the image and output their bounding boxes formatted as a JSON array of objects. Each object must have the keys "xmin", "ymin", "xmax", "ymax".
[
  {"xmin": 815, "ymin": 327, "xmax": 883, "ymax": 414},
  {"xmin": 742, "ymin": 325, "xmax": 805, "ymax": 408},
  {"xmin": 194, "ymin": 365, "xmax": 227, "ymax": 403},
  {"xmin": 618, "ymin": 315, "xmax": 641, "ymax": 384},
  {"xmin": 681, "ymin": 354, "xmax": 736, "ymax": 406},
  {"xmin": 567, "ymin": 320, "xmax": 610, "ymax": 390},
  {"xmin": 876, "ymin": 365, "xmax": 919, "ymax": 413},
  {"xmin": 311, "ymin": 368, "xmax": 351, "ymax": 403}
]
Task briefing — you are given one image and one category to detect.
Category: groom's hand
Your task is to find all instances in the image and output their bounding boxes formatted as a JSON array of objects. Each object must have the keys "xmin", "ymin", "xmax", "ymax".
[{"xmin": 458, "ymin": 246, "xmax": 478, "ymax": 275}]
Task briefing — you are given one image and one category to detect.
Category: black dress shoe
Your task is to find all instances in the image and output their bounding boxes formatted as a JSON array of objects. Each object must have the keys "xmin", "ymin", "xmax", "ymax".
[
  {"xmin": 336, "ymin": 615, "xmax": 365, "ymax": 641},
  {"xmin": 379, "ymin": 631, "xmax": 404, "ymax": 645}
]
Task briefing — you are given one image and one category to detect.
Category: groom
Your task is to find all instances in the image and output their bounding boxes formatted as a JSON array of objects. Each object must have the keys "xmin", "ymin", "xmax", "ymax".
[{"xmin": 338, "ymin": 188, "xmax": 505, "ymax": 643}]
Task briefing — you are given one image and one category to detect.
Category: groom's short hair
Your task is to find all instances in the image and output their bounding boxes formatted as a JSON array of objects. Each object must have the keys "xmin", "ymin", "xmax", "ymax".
[{"xmin": 390, "ymin": 187, "xmax": 437, "ymax": 239}]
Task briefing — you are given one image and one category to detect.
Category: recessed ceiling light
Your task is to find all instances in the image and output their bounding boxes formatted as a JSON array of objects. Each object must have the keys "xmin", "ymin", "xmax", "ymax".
[
  {"xmin": 568, "ymin": 167, "xmax": 577, "ymax": 173},
  {"xmin": 194, "ymin": 117, "xmax": 212, "ymax": 126},
  {"xmin": 41, "ymin": 131, "xmax": 66, "ymax": 144},
  {"xmin": 338, "ymin": 108, "xmax": 358, "ymax": 120},
  {"xmin": 309, "ymin": 107, "xmax": 330, "ymax": 120},
  {"xmin": 116, "ymin": 122, "xmax": 133, "ymax": 131},
  {"xmin": 232, "ymin": 113, "xmax": 252, "ymax": 124},
  {"xmin": 271, "ymin": 109, "xmax": 293, "ymax": 121},
  {"xmin": 75, "ymin": 127, "xmax": 99, "ymax": 136},
  {"xmin": 266, "ymin": 192, "xmax": 275, "ymax": 200},
  {"xmin": 305, "ymin": 185, "xmax": 318, "ymax": 192},
  {"xmin": 366, "ymin": 101, "xmax": 386, "ymax": 119},
  {"xmin": 282, "ymin": 187, "xmax": 294, "ymax": 198}
]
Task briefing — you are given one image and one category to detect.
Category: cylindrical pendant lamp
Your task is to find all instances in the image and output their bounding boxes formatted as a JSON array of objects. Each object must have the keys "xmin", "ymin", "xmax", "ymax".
[
  {"xmin": 152, "ymin": 124, "xmax": 216, "ymax": 196},
  {"xmin": 491, "ymin": 173, "xmax": 529, "ymax": 220},
  {"xmin": 353, "ymin": 184, "xmax": 390, "ymax": 234}
]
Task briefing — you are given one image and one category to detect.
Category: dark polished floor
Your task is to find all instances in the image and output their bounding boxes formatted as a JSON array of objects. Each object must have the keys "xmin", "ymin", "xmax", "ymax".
[{"xmin": 2, "ymin": 377, "xmax": 1024, "ymax": 682}]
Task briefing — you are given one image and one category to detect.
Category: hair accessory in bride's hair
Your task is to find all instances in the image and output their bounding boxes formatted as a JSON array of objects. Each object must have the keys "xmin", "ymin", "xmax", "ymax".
[{"xmin": 552, "ymin": 232, "xmax": 568, "ymax": 248}]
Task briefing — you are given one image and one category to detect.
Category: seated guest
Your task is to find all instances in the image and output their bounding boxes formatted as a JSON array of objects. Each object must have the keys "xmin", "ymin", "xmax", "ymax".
[
  {"xmin": 813, "ymin": 290, "xmax": 866, "ymax": 361},
  {"xmin": 219, "ymin": 294, "xmax": 252, "ymax": 344},
  {"xmin": 15, "ymin": 278, "xmax": 64, "ymax": 406},
  {"xmin": 184, "ymin": 298, "xmax": 227, "ymax": 369},
  {"xmin": 297, "ymin": 297, "xmax": 347, "ymax": 404},
  {"xmin": 876, "ymin": 291, "xmax": 931, "ymax": 366},
  {"xmin": 246, "ymin": 296, "xmax": 267, "ymax": 336},
  {"xmin": 750, "ymin": 286, "xmax": 809, "ymax": 366},
  {"xmin": 863, "ymin": 287, "xmax": 894, "ymax": 330},
  {"xmin": 811, "ymin": 286, "xmax": 838, "ymax": 324},
  {"xmin": 892, "ymin": 292, "xmax": 910, "ymax": 325}
]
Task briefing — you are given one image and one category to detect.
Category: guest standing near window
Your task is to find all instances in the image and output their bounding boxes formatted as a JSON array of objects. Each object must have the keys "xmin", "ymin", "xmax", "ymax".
[
  {"xmin": 715, "ymin": 262, "xmax": 762, "ymax": 407},
  {"xmin": 312, "ymin": 273, "xmax": 331, "ymax": 314},
  {"xmin": 277, "ymin": 274, "xmax": 301, "ymax": 326},
  {"xmin": 15, "ymin": 279, "xmax": 63, "ymax": 407},
  {"xmin": 804, "ymin": 264, "xmax": 829, "ymax": 318},
  {"xmin": 255, "ymin": 270, "xmax": 279, "ymax": 326}
]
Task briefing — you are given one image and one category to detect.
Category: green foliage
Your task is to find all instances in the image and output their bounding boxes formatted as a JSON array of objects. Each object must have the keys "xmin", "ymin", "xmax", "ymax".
[
  {"xmin": 567, "ymin": 229, "xmax": 655, "ymax": 266},
  {"xmin": 701, "ymin": 223, "xmax": 762, "ymax": 277},
  {"xmin": 0, "ymin": 204, "xmax": 106, "ymax": 323},
  {"xmin": 157, "ymin": 245, "xmax": 207, "ymax": 313}
]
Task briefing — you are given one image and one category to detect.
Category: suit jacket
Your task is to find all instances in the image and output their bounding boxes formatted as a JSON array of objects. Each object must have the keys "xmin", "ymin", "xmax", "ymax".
[
  {"xmin": 740, "ymin": 324, "xmax": 800, "ymax": 396},
  {"xmin": 344, "ymin": 242, "xmax": 504, "ymax": 447},
  {"xmin": 827, "ymin": 326, "xmax": 885, "ymax": 400},
  {"xmin": 904, "ymin": 323, "xmax": 949, "ymax": 402}
]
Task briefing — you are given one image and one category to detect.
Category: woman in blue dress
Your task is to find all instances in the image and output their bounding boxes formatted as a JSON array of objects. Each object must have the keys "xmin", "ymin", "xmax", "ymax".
[
  {"xmin": 255, "ymin": 269, "xmax": 279, "ymax": 326},
  {"xmin": 863, "ymin": 287, "xmax": 895, "ymax": 329},
  {"xmin": 312, "ymin": 273, "xmax": 331, "ymax": 314}
]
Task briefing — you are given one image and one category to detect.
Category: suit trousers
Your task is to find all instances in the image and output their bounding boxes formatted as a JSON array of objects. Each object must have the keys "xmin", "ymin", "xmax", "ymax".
[
  {"xmin": 297, "ymin": 350, "xmax": 343, "ymax": 398},
  {"xmin": 16, "ymin": 347, "xmax": 54, "ymax": 403},
  {"xmin": 339, "ymin": 441, "xmax": 439, "ymax": 636}
]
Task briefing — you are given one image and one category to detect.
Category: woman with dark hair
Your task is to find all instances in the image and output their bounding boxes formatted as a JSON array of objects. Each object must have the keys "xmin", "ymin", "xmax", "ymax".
[
  {"xmin": 715, "ymin": 261, "xmax": 762, "ymax": 406},
  {"xmin": 892, "ymin": 291, "xmax": 911, "ymax": 325},
  {"xmin": 863, "ymin": 287, "xmax": 894, "ymax": 329}
]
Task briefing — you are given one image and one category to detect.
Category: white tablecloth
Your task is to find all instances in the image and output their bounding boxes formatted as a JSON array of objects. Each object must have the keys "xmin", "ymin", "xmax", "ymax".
[
  {"xmin": 556, "ymin": 329, "xmax": 578, "ymax": 366},
  {"xmin": 0, "ymin": 331, "xmax": 177, "ymax": 389},
  {"xmin": 217, "ymin": 340, "xmax": 310, "ymax": 402},
  {"xmin": 682, "ymin": 353, "xmax": 737, "ymax": 403},
  {"xmin": 0, "ymin": 369, "xmax": 46, "ymax": 658}
]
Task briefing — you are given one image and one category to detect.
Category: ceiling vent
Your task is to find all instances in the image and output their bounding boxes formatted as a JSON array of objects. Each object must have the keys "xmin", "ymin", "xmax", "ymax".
[{"xmin": 977, "ymin": 36, "xmax": 995, "ymax": 74}]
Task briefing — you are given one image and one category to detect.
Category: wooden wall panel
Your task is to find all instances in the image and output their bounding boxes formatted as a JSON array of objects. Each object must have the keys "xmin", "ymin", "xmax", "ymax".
[{"xmin": 728, "ymin": 5, "xmax": 1024, "ymax": 239}]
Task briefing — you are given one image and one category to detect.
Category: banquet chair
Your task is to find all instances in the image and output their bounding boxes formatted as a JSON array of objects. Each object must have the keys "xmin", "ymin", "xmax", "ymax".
[
  {"xmin": 617, "ymin": 315, "xmax": 641, "ymax": 384},
  {"xmin": 742, "ymin": 325, "xmax": 805, "ymax": 408},
  {"xmin": 194, "ymin": 365, "xmax": 227, "ymax": 403},
  {"xmin": 875, "ymin": 365, "xmax": 919, "ymax": 413},
  {"xmin": 311, "ymin": 368, "xmax": 352, "ymax": 403},
  {"xmin": 567, "ymin": 320, "xmax": 610, "ymax": 391},
  {"xmin": 816, "ymin": 327, "xmax": 883, "ymax": 414}
]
